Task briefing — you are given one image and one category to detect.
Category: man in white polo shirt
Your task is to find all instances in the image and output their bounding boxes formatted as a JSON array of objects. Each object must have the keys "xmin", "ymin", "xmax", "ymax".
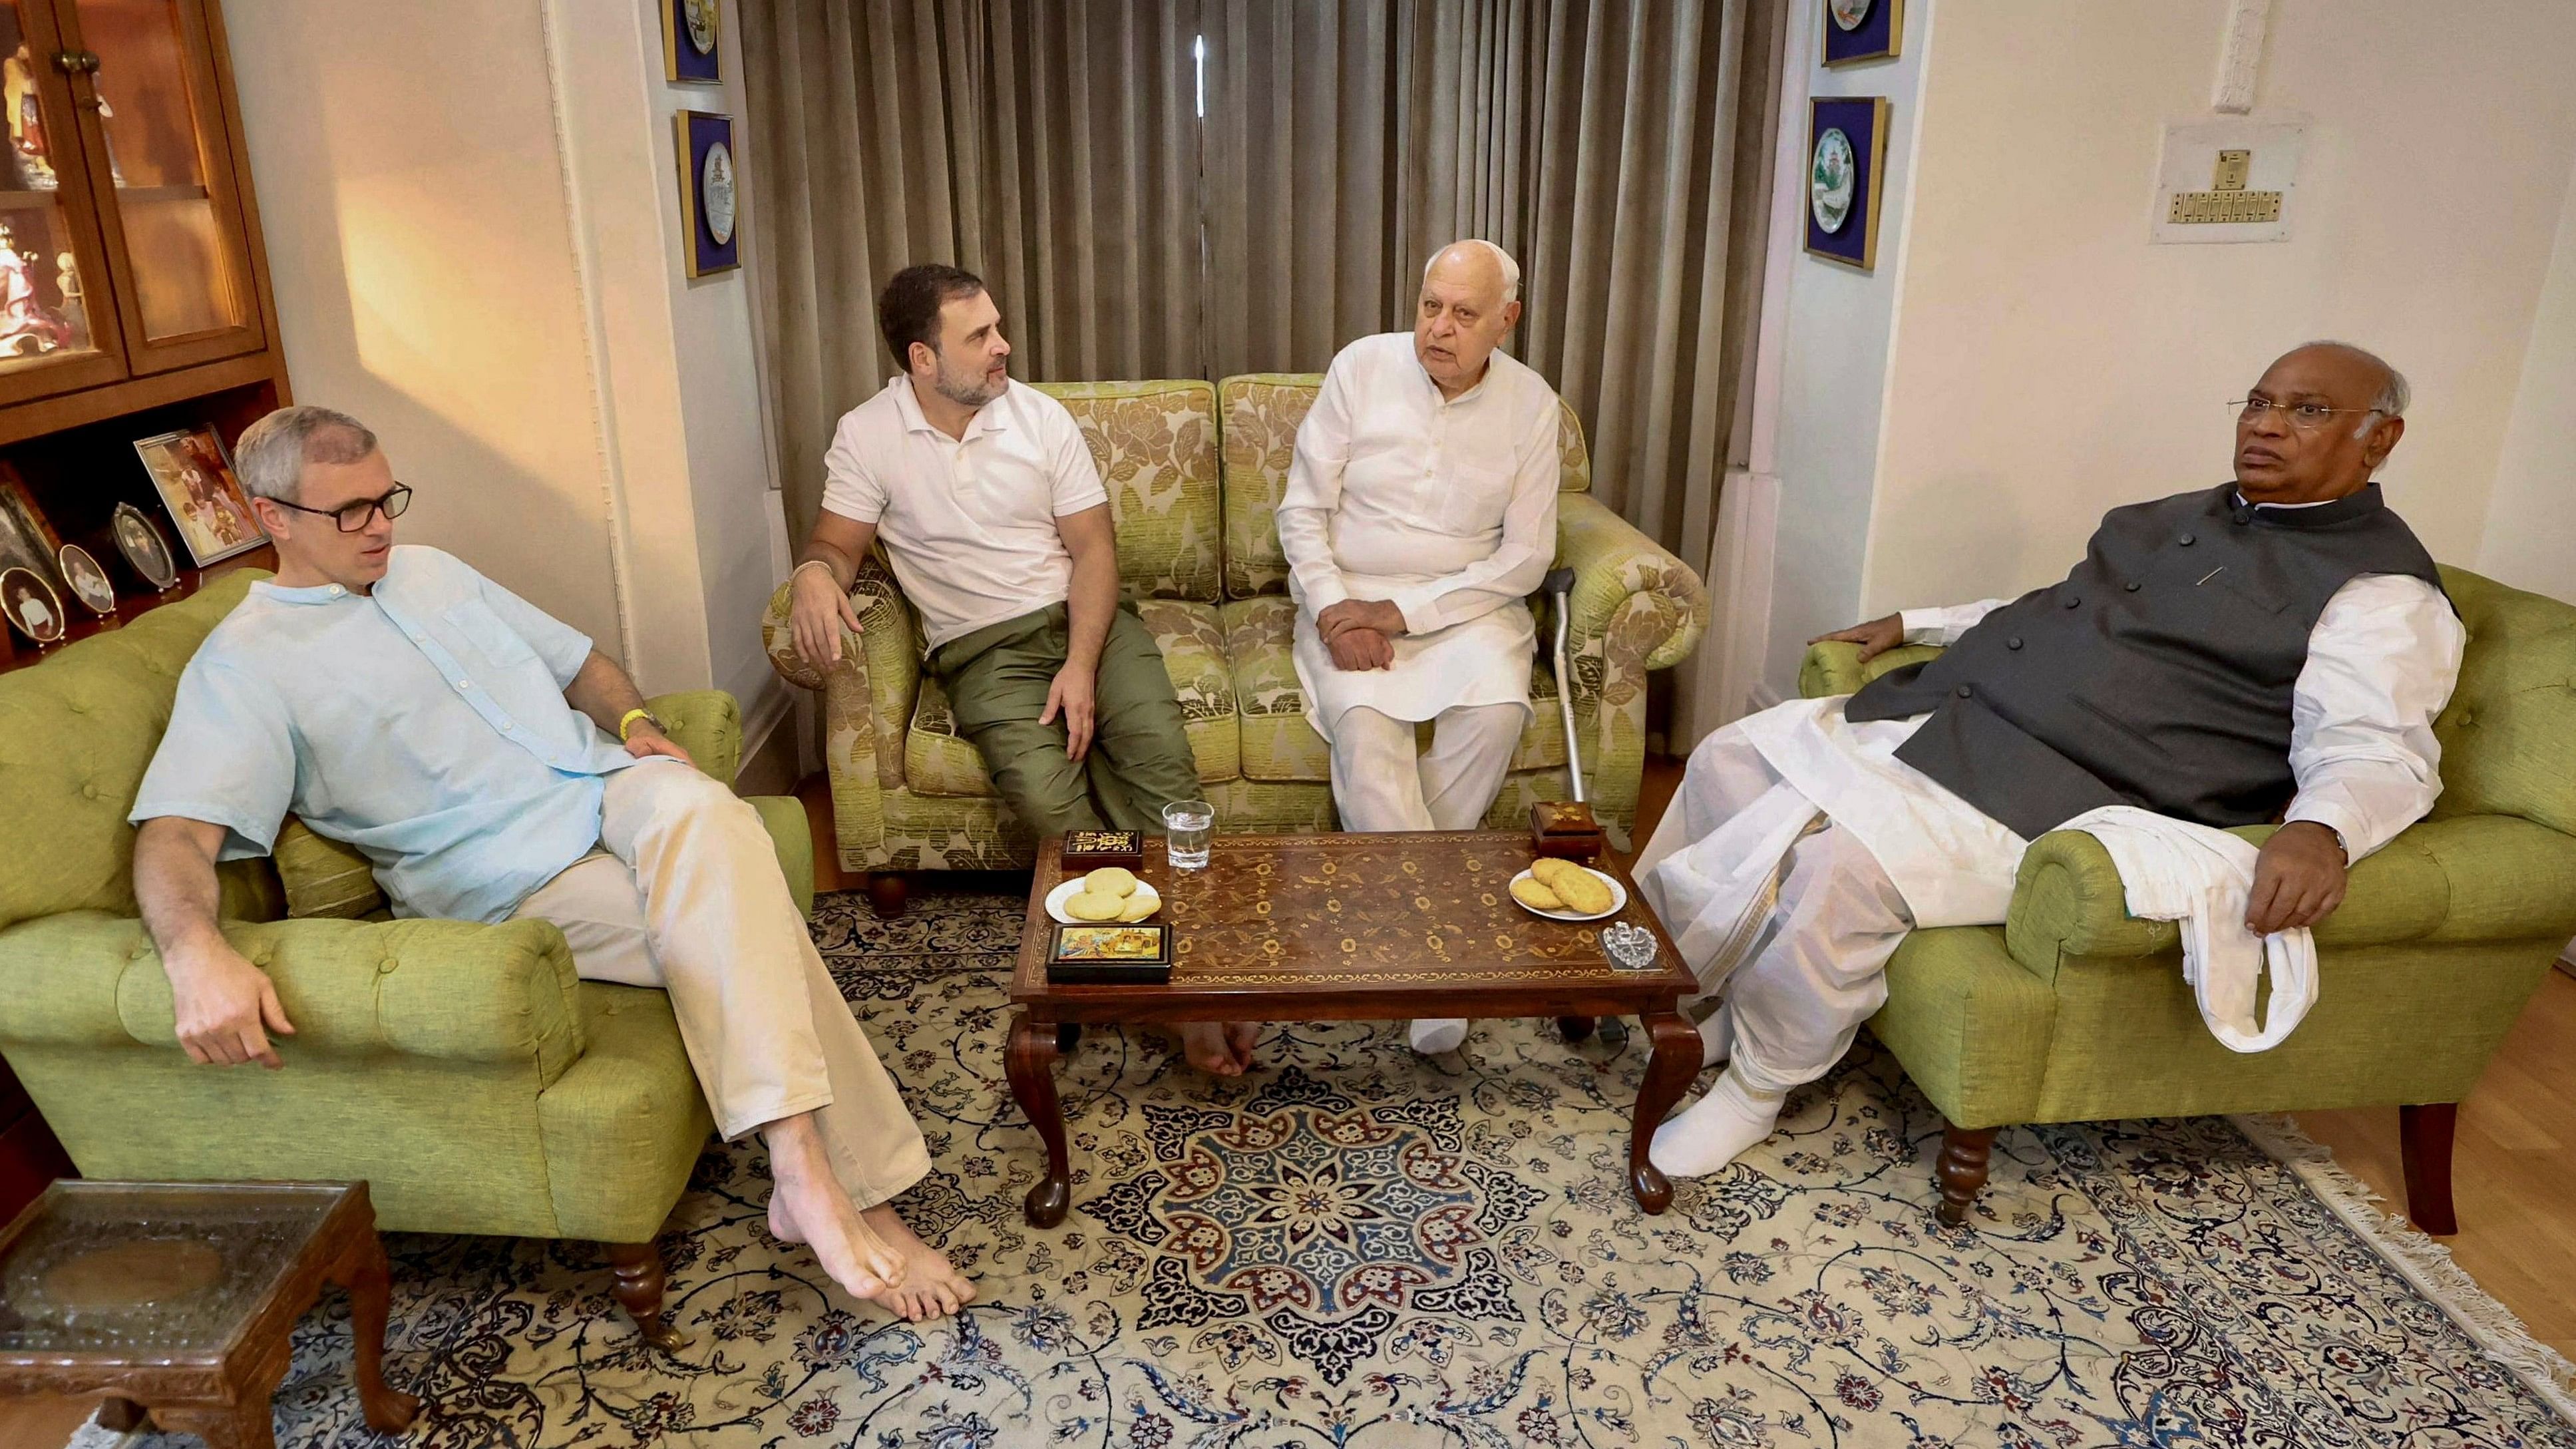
[{"xmin": 786, "ymin": 264, "xmax": 1251, "ymax": 1076}]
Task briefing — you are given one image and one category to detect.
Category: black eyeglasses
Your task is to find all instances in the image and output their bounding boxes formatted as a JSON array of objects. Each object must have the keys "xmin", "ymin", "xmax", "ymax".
[{"xmin": 270, "ymin": 483, "xmax": 413, "ymax": 532}]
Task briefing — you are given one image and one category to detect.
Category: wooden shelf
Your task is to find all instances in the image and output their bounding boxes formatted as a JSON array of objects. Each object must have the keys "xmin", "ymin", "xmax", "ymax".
[
  {"xmin": 0, "ymin": 540, "xmax": 272, "ymax": 674},
  {"xmin": 114, "ymin": 183, "xmax": 214, "ymax": 204}
]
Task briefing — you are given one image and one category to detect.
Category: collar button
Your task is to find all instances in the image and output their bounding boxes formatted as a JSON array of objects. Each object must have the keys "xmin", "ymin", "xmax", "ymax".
[{"xmin": 2178, "ymin": 533, "xmax": 2196, "ymax": 546}]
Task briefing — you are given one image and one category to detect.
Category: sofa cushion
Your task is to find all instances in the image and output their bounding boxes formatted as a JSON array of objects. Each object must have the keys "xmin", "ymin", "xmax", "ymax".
[
  {"xmin": 1219, "ymin": 594, "xmax": 1568, "ymax": 783},
  {"xmin": 1033, "ymin": 380, "xmax": 1223, "ymax": 604},
  {"xmin": 2428, "ymin": 566, "xmax": 2576, "ymax": 837},
  {"xmin": 904, "ymin": 600, "xmax": 1243, "ymax": 798},
  {"xmin": 276, "ymin": 818, "xmax": 385, "ymax": 919},
  {"xmin": 1216, "ymin": 372, "xmax": 1598, "ymax": 601}
]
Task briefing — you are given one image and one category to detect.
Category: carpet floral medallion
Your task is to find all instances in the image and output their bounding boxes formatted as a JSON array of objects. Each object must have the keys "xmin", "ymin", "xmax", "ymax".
[{"xmin": 114, "ymin": 887, "xmax": 2575, "ymax": 1448}]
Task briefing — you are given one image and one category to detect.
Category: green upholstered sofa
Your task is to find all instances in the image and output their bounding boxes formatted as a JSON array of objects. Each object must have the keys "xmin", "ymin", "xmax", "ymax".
[
  {"xmin": 1801, "ymin": 565, "xmax": 2576, "ymax": 1231},
  {"xmin": 0, "ymin": 572, "xmax": 813, "ymax": 1349},
  {"xmin": 766, "ymin": 375, "xmax": 1710, "ymax": 909}
]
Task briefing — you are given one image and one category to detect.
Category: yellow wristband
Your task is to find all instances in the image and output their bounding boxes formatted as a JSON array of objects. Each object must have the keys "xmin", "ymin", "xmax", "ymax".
[{"xmin": 617, "ymin": 708, "xmax": 654, "ymax": 741}]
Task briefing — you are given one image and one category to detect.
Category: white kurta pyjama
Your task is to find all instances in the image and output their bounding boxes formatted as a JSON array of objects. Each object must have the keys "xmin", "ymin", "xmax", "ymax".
[
  {"xmin": 1636, "ymin": 564, "xmax": 2463, "ymax": 1096},
  {"xmin": 1276, "ymin": 331, "xmax": 1562, "ymax": 741}
]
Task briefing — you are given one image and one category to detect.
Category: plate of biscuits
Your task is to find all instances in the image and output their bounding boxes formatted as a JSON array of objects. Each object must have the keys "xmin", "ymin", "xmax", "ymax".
[
  {"xmin": 1508, "ymin": 857, "xmax": 1626, "ymax": 922},
  {"xmin": 1047, "ymin": 866, "xmax": 1163, "ymax": 924}
]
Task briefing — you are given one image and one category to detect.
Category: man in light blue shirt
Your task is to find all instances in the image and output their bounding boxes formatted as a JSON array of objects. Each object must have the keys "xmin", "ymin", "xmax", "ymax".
[{"xmin": 129, "ymin": 405, "xmax": 972, "ymax": 1324}]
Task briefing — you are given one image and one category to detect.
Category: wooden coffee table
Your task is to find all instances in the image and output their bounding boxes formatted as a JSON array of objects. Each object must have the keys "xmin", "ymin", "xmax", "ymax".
[
  {"xmin": 1008, "ymin": 830, "xmax": 1703, "ymax": 1227},
  {"xmin": 0, "ymin": 1180, "xmax": 418, "ymax": 1449}
]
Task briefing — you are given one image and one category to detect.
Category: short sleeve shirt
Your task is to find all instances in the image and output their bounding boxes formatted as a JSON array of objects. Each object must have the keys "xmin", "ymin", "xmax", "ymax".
[
  {"xmin": 819, "ymin": 377, "xmax": 1108, "ymax": 649},
  {"xmin": 130, "ymin": 546, "xmax": 635, "ymax": 924}
]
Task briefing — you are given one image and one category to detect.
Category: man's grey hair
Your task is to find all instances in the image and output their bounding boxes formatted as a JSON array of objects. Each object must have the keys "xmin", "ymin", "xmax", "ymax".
[
  {"xmin": 1423, "ymin": 240, "xmax": 1522, "ymax": 304},
  {"xmin": 2300, "ymin": 339, "xmax": 2409, "ymax": 435},
  {"xmin": 234, "ymin": 405, "xmax": 381, "ymax": 503}
]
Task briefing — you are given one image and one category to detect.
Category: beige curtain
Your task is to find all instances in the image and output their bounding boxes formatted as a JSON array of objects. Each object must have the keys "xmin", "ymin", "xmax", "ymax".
[
  {"xmin": 741, "ymin": 0, "xmax": 1205, "ymax": 541},
  {"xmin": 1204, "ymin": 0, "xmax": 1783, "ymax": 566}
]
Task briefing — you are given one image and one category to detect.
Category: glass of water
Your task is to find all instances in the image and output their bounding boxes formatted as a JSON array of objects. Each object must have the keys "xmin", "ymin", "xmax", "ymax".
[{"xmin": 1163, "ymin": 799, "xmax": 1214, "ymax": 871}]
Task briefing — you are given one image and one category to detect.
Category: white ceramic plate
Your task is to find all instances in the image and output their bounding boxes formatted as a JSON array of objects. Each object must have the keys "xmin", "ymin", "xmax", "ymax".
[
  {"xmin": 1811, "ymin": 126, "xmax": 1856, "ymax": 234},
  {"xmin": 1508, "ymin": 866, "xmax": 1627, "ymax": 923},
  {"xmin": 1046, "ymin": 877, "xmax": 1161, "ymax": 925},
  {"xmin": 1829, "ymin": 0, "xmax": 1873, "ymax": 32}
]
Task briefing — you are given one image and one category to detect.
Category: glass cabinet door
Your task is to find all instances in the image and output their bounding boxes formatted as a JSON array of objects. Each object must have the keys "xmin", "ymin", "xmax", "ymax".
[
  {"xmin": 57, "ymin": 0, "xmax": 262, "ymax": 372},
  {"xmin": 0, "ymin": 0, "xmax": 125, "ymax": 403}
]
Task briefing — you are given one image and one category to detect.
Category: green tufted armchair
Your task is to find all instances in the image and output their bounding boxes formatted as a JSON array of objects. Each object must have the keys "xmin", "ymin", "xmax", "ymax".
[
  {"xmin": 1799, "ymin": 565, "xmax": 2576, "ymax": 1231},
  {"xmin": 766, "ymin": 376, "xmax": 1710, "ymax": 912},
  {"xmin": 0, "ymin": 572, "xmax": 813, "ymax": 1349}
]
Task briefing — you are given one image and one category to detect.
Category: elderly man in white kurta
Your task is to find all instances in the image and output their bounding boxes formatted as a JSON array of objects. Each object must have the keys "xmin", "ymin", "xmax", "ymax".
[
  {"xmin": 1634, "ymin": 342, "xmax": 2464, "ymax": 1179},
  {"xmin": 1276, "ymin": 241, "xmax": 1561, "ymax": 1057}
]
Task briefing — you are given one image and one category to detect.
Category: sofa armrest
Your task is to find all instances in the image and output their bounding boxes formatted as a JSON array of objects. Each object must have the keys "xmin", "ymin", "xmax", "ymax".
[
  {"xmin": 646, "ymin": 688, "xmax": 743, "ymax": 787},
  {"xmin": 0, "ymin": 913, "xmax": 586, "ymax": 1083},
  {"xmin": 1555, "ymin": 493, "xmax": 1708, "ymax": 673},
  {"xmin": 762, "ymin": 556, "xmax": 921, "ymax": 867},
  {"xmin": 1799, "ymin": 641, "xmax": 1947, "ymax": 700},
  {"xmin": 2003, "ymin": 813, "xmax": 2576, "ymax": 980}
]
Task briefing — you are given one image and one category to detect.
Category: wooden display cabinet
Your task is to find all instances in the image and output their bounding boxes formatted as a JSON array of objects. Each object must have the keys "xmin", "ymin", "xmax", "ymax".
[{"xmin": 0, "ymin": 0, "xmax": 285, "ymax": 1209}]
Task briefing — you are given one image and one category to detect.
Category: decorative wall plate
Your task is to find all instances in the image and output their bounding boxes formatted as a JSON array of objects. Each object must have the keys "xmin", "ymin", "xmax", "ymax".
[
  {"xmin": 702, "ymin": 142, "xmax": 737, "ymax": 246},
  {"xmin": 1811, "ymin": 126, "xmax": 1856, "ymax": 234},
  {"xmin": 1829, "ymin": 0, "xmax": 1873, "ymax": 32}
]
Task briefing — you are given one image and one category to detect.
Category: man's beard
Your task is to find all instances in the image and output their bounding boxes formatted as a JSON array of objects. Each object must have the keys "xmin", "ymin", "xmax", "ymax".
[{"xmin": 931, "ymin": 358, "xmax": 1006, "ymax": 409}]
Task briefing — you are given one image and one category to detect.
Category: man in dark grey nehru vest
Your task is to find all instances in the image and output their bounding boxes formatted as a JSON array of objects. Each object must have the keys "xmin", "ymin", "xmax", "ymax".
[{"xmin": 1633, "ymin": 342, "xmax": 2466, "ymax": 1175}]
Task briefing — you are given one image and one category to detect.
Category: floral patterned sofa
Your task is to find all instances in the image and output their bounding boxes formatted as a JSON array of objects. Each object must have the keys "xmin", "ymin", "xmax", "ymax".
[{"xmin": 764, "ymin": 376, "xmax": 1708, "ymax": 909}]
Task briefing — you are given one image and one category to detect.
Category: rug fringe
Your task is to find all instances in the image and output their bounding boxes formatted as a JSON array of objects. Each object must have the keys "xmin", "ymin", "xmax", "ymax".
[{"xmin": 2233, "ymin": 1112, "xmax": 2576, "ymax": 1422}]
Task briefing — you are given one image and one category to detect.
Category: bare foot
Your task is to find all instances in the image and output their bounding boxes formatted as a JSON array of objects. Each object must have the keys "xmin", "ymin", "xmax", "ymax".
[
  {"xmin": 858, "ymin": 1204, "xmax": 977, "ymax": 1323},
  {"xmin": 1178, "ymin": 1021, "xmax": 1244, "ymax": 1076},
  {"xmin": 1224, "ymin": 1022, "xmax": 1260, "ymax": 1072},
  {"xmin": 765, "ymin": 1120, "xmax": 906, "ymax": 1304}
]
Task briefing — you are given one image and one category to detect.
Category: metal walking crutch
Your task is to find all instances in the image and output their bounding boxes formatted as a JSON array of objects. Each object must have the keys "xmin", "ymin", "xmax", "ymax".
[{"xmin": 1530, "ymin": 566, "xmax": 1606, "ymax": 863}]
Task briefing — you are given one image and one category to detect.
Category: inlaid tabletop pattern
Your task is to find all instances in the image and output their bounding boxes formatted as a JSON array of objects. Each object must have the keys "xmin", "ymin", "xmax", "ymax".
[{"xmin": 1015, "ymin": 832, "xmax": 1689, "ymax": 997}]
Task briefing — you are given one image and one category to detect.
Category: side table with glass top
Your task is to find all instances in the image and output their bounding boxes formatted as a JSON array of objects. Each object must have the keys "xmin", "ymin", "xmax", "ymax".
[{"xmin": 0, "ymin": 1180, "xmax": 419, "ymax": 1448}]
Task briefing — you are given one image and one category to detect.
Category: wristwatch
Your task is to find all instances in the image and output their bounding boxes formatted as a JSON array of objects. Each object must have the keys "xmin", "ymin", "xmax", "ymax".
[{"xmin": 618, "ymin": 708, "xmax": 665, "ymax": 743}]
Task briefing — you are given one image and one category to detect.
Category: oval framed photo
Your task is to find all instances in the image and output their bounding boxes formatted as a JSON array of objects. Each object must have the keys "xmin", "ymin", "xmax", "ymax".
[
  {"xmin": 702, "ymin": 142, "xmax": 737, "ymax": 247},
  {"xmin": 57, "ymin": 542, "xmax": 116, "ymax": 616},
  {"xmin": 1, "ymin": 565, "xmax": 65, "ymax": 646},
  {"xmin": 1810, "ymin": 126, "xmax": 1857, "ymax": 234},
  {"xmin": 112, "ymin": 502, "xmax": 180, "ymax": 592}
]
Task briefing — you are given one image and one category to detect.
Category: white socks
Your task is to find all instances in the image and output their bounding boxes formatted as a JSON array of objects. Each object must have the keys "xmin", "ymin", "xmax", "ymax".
[
  {"xmin": 1696, "ymin": 1001, "xmax": 1734, "ymax": 1069},
  {"xmin": 1648, "ymin": 1066, "xmax": 1787, "ymax": 1179},
  {"xmin": 1408, "ymin": 1018, "xmax": 1469, "ymax": 1054}
]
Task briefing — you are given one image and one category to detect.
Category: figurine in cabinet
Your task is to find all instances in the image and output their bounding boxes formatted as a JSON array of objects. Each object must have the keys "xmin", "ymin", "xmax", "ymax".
[
  {"xmin": 3, "ymin": 43, "xmax": 51, "ymax": 188},
  {"xmin": 0, "ymin": 226, "xmax": 68, "ymax": 355},
  {"xmin": 51, "ymin": 252, "xmax": 79, "ymax": 338}
]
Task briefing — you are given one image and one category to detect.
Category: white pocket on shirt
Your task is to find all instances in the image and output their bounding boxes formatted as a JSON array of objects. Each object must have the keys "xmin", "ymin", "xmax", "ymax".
[
  {"xmin": 1437, "ymin": 459, "xmax": 1517, "ymax": 535},
  {"xmin": 443, "ymin": 600, "xmax": 539, "ymax": 667}
]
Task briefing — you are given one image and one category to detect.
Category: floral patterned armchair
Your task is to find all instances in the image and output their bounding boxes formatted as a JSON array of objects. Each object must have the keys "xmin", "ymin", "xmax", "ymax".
[{"xmin": 765, "ymin": 376, "xmax": 1708, "ymax": 911}]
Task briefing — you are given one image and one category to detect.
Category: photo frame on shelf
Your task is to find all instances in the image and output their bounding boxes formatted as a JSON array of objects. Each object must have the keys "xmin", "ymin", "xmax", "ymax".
[
  {"xmin": 132, "ymin": 425, "xmax": 267, "ymax": 567},
  {"xmin": 1804, "ymin": 96, "xmax": 1891, "ymax": 272},
  {"xmin": 57, "ymin": 542, "xmax": 114, "ymax": 616},
  {"xmin": 111, "ymin": 501, "xmax": 179, "ymax": 592},
  {"xmin": 675, "ymin": 110, "xmax": 740, "ymax": 278},
  {"xmin": 0, "ymin": 466, "xmax": 61, "ymax": 589},
  {"xmin": 1, "ymin": 565, "xmax": 64, "ymax": 646},
  {"xmin": 1821, "ymin": 0, "xmax": 1903, "ymax": 67},
  {"xmin": 663, "ymin": 0, "xmax": 721, "ymax": 85}
]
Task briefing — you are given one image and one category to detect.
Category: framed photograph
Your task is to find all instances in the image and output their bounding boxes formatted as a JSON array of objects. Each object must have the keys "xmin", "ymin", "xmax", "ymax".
[
  {"xmin": 56, "ymin": 542, "xmax": 114, "ymax": 616},
  {"xmin": 1804, "ymin": 97, "xmax": 1891, "ymax": 272},
  {"xmin": 1, "ymin": 565, "xmax": 64, "ymax": 646},
  {"xmin": 133, "ymin": 426, "xmax": 268, "ymax": 567},
  {"xmin": 662, "ymin": 0, "xmax": 721, "ymax": 85},
  {"xmin": 1821, "ymin": 0, "xmax": 1903, "ymax": 67},
  {"xmin": 0, "ymin": 467, "xmax": 61, "ymax": 589},
  {"xmin": 111, "ymin": 501, "xmax": 179, "ymax": 592},
  {"xmin": 1046, "ymin": 922, "xmax": 1174, "ymax": 984},
  {"xmin": 675, "ymin": 110, "xmax": 740, "ymax": 278}
]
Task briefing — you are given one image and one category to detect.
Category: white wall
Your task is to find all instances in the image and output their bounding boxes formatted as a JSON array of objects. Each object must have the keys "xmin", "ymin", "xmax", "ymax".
[
  {"xmin": 2478, "ymin": 156, "xmax": 2576, "ymax": 604},
  {"xmin": 1760, "ymin": 0, "xmax": 1934, "ymax": 685},
  {"xmin": 1757, "ymin": 0, "xmax": 2576, "ymax": 694},
  {"xmin": 225, "ymin": 0, "xmax": 788, "ymax": 729}
]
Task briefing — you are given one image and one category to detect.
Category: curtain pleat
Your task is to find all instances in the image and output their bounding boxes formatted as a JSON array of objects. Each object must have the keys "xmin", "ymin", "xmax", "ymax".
[{"xmin": 743, "ymin": 0, "xmax": 1779, "ymax": 564}]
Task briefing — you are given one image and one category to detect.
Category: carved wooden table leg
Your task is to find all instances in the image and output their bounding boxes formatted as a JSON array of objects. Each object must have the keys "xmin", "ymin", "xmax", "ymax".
[
  {"xmin": 1629, "ymin": 1010, "xmax": 1703, "ymax": 1214},
  {"xmin": 605, "ymin": 1240, "xmax": 689, "ymax": 1352},
  {"xmin": 1936, "ymin": 1123, "xmax": 1998, "ymax": 1227},
  {"xmin": 329, "ymin": 1225, "xmax": 421, "ymax": 1431},
  {"xmin": 1007, "ymin": 1014, "xmax": 1071, "ymax": 1227}
]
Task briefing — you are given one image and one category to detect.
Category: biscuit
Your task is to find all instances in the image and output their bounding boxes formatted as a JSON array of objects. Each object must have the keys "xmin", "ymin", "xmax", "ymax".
[
  {"xmin": 1117, "ymin": 885, "xmax": 1161, "ymax": 922},
  {"xmin": 1529, "ymin": 857, "xmax": 1584, "ymax": 893},
  {"xmin": 1083, "ymin": 867, "xmax": 1139, "ymax": 899},
  {"xmin": 1554, "ymin": 869, "xmax": 1614, "ymax": 916},
  {"xmin": 1511, "ymin": 876, "xmax": 1566, "ymax": 912},
  {"xmin": 1065, "ymin": 891, "xmax": 1124, "ymax": 922}
]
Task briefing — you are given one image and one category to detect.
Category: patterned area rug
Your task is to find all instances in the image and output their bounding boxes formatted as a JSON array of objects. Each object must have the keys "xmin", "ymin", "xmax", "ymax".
[{"xmin": 108, "ymin": 885, "xmax": 2575, "ymax": 1448}]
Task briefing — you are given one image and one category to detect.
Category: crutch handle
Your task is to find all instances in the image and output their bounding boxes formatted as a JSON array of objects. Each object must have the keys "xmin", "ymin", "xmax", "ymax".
[{"xmin": 1541, "ymin": 566, "xmax": 1577, "ymax": 599}]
